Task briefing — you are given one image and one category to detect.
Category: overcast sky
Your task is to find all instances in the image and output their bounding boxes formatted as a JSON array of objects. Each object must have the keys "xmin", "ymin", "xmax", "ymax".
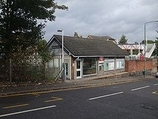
[{"xmin": 44, "ymin": 0, "xmax": 158, "ymax": 43}]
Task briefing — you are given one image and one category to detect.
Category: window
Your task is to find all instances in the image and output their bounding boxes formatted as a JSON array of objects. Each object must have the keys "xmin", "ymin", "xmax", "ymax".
[
  {"xmin": 83, "ymin": 58, "xmax": 96, "ymax": 75},
  {"xmin": 65, "ymin": 63, "xmax": 68, "ymax": 75},
  {"xmin": 104, "ymin": 59, "xmax": 114, "ymax": 71},
  {"xmin": 116, "ymin": 59, "xmax": 124, "ymax": 69},
  {"xmin": 77, "ymin": 71, "xmax": 80, "ymax": 77},
  {"xmin": 77, "ymin": 61, "xmax": 80, "ymax": 69}
]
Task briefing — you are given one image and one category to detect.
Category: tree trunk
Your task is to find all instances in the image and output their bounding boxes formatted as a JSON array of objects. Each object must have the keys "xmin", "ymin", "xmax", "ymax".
[{"xmin": 9, "ymin": 58, "xmax": 12, "ymax": 83}]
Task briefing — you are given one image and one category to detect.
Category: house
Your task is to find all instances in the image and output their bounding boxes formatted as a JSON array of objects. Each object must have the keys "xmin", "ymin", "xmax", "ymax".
[
  {"xmin": 46, "ymin": 35, "xmax": 128, "ymax": 80},
  {"xmin": 87, "ymin": 35, "xmax": 116, "ymax": 43}
]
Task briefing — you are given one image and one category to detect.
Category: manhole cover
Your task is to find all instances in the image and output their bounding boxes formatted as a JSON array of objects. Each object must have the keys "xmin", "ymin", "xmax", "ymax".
[{"xmin": 140, "ymin": 103, "xmax": 158, "ymax": 110}]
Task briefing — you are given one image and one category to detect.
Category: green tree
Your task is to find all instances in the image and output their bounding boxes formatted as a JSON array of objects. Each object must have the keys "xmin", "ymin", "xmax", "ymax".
[
  {"xmin": 141, "ymin": 39, "xmax": 154, "ymax": 44},
  {"xmin": 152, "ymin": 40, "xmax": 158, "ymax": 57},
  {"xmin": 141, "ymin": 39, "xmax": 158, "ymax": 57},
  {"xmin": 0, "ymin": 0, "xmax": 68, "ymax": 58},
  {"xmin": 119, "ymin": 34, "xmax": 128, "ymax": 44},
  {"xmin": 0, "ymin": 0, "xmax": 68, "ymax": 82},
  {"xmin": 38, "ymin": 40, "xmax": 50, "ymax": 62},
  {"xmin": 37, "ymin": 39, "xmax": 52, "ymax": 80}
]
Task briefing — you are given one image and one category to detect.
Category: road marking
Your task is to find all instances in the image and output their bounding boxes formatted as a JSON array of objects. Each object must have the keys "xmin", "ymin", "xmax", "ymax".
[
  {"xmin": 88, "ymin": 92, "xmax": 123, "ymax": 101},
  {"xmin": 0, "ymin": 105, "xmax": 56, "ymax": 118},
  {"xmin": 131, "ymin": 85, "xmax": 150, "ymax": 91},
  {"xmin": 32, "ymin": 92, "xmax": 40, "ymax": 96},
  {"xmin": 45, "ymin": 97, "xmax": 63, "ymax": 103},
  {"xmin": 0, "ymin": 79, "xmax": 140, "ymax": 98},
  {"xmin": 154, "ymin": 83, "xmax": 158, "ymax": 86},
  {"xmin": 152, "ymin": 91, "xmax": 156, "ymax": 94},
  {"xmin": 152, "ymin": 91, "xmax": 158, "ymax": 94},
  {"xmin": 3, "ymin": 103, "xmax": 28, "ymax": 109}
]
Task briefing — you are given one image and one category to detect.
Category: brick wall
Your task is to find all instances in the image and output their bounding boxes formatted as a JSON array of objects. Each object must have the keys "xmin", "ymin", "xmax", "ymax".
[
  {"xmin": 152, "ymin": 58, "xmax": 157, "ymax": 72},
  {"xmin": 125, "ymin": 59, "xmax": 154, "ymax": 73}
]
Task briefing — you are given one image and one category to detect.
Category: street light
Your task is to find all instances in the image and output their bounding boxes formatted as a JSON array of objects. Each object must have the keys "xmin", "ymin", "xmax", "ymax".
[
  {"xmin": 57, "ymin": 30, "xmax": 65, "ymax": 81},
  {"xmin": 143, "ymin": 19, "xmax": 158, "ymax": 77}
]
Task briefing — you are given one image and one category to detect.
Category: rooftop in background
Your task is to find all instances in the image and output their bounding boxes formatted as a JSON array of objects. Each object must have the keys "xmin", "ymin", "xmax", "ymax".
[{"xmin": 87, "ymin": 35, "xmax": 116, "ymax": 43}]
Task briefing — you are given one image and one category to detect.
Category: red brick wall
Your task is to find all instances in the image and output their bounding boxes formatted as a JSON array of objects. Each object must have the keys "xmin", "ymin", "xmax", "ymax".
[{"xmin": 125, "ymin": 59, "xmax": 153, "ymax": 73}]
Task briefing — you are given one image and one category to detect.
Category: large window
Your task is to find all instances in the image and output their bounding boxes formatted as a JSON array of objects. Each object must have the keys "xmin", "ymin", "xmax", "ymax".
[
  {"xmin": 104, "ymin": 59, "xmax": 125, "ymax": 71},
  {"xmin": 116, "ymin": 59, "xmax": 124, "ymax": 69},
  {"xmin": 48, "ymin": 58, "xmax": 60, "ymax": 68},
  {"xmin": 104, "ymin": 59, "xmax": 114, "ymax": 71},
  {"xmin": 83, "ymin": 58, "xmax": 96, "ymax": 75}
]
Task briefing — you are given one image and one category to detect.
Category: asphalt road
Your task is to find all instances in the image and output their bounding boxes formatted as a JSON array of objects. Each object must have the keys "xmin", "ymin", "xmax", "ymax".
[{"xmin": 0, "ymin": 78, "xmax": 158, "ymax": 119}]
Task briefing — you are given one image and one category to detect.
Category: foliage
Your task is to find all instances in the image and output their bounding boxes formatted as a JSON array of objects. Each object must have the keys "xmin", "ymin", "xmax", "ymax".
[
  {"xmin": 0, "ymin": 0, "xmax": 68, "ymax": 58},
  {"xmin": 156, "ymin": 30, "xmax": 158, "ymax": 40},
  {"xmin": 152, "ymin": 40, "xmax": 158, "ymax": 56},
  {"xmin": 141, "ymin": 39, "xmax": 155, "ymax": 44},
  {"xmin": 119, "ymin": 34, "xmax": 128, "ymax": 44},
  {"xmin": 38, "ymin": 39, "xmax": 51, "ymax": 63},
  {"xmin": 141, "ymin": 39, "xmax": 158, "ymax": 57},
  {"xmin": 0, "ymin": 0, "xmax": 68, "ymax": 82},
  {"xmin": 37, "ymin": 39, "xmax": 52, "ymax": 80}
]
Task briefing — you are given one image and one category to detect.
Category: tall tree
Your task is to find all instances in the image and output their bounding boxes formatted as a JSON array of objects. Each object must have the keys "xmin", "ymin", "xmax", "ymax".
[
  {"xmin": 0, "ymin": 0, "xmax": 68, "ymax": 58},
  {"xmin": 119, "ymin": 34, "xmax": 128, "ymax": 44},
  {"xmin": 0, "ymin": 0, "xmax": 68, "ymax": 82}
]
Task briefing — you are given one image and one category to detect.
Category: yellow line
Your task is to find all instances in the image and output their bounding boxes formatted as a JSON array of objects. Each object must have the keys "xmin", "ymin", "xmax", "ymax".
[
  {"xmin": 0, "ymin": 92, "xmax": 38, "ymax": 98},
  {"xmin": 31, "ymin": 92, "xmax": 40, "ymax": 96},
  {"xmin": 0, "ymin": 80, "xmax": 138, "ymax": 98},
  {"xmin": 44, "ymin": 97, "xmax": 63, "ymax": 103},
  {"xmin": 3, "ymin": 103, "xmax": 29, "ymax": 109}
]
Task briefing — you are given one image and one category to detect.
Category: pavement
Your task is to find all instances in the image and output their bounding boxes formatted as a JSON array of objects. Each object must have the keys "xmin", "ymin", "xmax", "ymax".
[{"xmin": 0, "ymin": 72, "xmax": 156, "ymax": 96}]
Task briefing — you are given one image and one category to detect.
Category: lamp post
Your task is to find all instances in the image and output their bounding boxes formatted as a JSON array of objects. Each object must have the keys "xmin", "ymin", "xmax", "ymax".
[
  {"xmin": 57, "ymin": 30, "xmax": 65, "ymax": 81},
  {"xmin": 143, "ymin": 19, "xmax": 158, "ymax": 77}
]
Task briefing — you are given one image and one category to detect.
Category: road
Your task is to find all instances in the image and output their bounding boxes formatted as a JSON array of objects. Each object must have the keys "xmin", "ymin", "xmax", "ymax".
[{"xmin": 0, "ymin": 78, "xmax": 158, "ymax": 119}]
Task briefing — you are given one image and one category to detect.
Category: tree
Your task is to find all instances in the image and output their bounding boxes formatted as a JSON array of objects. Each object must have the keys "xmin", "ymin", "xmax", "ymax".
[
  {"xmin": 157, "ymin": 31, "xmax": 158, "ymax": 40},
  {"xmin": 0, "ymin": 0, "xmax": 68, "ymax": 58},
  {"xmin": 152, "ymin": 40, "xmax": 158, "ymax": 57},
  {"xmin": 119, "ymin": 34, "xmax": 128, "ymax": 44},
  {"xmin": 37, "ymin": 39, "xmax": 52, "ymax": 80},
  {"xmin": 0, "ymin": 0, "xmax": 68, "ymax": 82},
  {"xmin": 141, "ymin": 39, "xmax": 154, "ymax": 44}
]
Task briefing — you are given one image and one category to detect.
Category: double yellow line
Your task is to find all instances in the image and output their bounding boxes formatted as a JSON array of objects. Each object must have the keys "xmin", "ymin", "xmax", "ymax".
[
  {"xmin": 3, "ymin": 103, "xmax": 29, "ymax": 109},
  {"xmin": 44, "ymin": 97, "xmax": 63, "ymax": 103},
  {"xmin": 2, "ymin": 96, "xmax": 63, "ymax": 109}
]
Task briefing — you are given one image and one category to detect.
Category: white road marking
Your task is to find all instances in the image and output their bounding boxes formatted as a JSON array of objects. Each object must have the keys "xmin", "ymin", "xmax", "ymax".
[
  {"xmin": 131, "ymin": 85, "xmax": 150, "ymax": 91},
  {"xmin": 0, "ymin": 105, "xmax": 56, "ymax": 118},
  {"xmin": 154, "ymin": 83, "xmax": 158, "ymax": 86},
  {"xmin": 88, "ymin": 92, "xmax": 123, "ymax": 101}
]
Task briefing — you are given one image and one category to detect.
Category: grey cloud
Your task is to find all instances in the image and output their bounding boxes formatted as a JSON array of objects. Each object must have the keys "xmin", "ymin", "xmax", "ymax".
[{"xmin": 44, "ymin": 0, "xmax": 158, "ymax": 43}]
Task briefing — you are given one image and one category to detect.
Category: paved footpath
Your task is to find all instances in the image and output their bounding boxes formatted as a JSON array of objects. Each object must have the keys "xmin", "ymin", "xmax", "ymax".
[{"xmin": 0, "ymin": 72, "xmax": 155, "ymax": 96}]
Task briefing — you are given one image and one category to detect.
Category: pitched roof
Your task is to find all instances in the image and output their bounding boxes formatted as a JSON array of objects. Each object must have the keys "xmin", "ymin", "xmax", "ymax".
[
  {"xmin": 49, "ymin": 35, "xmax": 128, "ymax": 58},
  {"xmin": 87, "ymin": 35, "xmax": 116, "ymax": 42}
]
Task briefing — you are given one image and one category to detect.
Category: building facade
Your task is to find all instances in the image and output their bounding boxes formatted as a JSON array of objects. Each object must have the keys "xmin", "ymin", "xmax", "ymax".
[{"xmin": 46, "ymin": 35, "xmax": 128, "ymax": 80}]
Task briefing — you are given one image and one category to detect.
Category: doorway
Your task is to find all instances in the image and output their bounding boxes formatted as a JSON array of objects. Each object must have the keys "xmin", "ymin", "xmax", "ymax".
[{"xmin": 76, "ymin": 60, "xmax": 82, "ymax": 79}]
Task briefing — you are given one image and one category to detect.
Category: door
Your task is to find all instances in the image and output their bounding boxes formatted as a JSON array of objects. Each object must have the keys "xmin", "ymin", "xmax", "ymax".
[
  {"xmin": 65, "ymin": 63, "xmax": 68, "ymax": 76},
  {"xmin": 76, "ymin": 60, "xmax": 82, "ymax": 79}
]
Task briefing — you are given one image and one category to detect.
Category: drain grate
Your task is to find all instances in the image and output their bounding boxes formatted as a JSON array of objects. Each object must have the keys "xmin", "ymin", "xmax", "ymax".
[{"xmin": 140, "ymin": 103, "xmax": 158, "ymax": 110}]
